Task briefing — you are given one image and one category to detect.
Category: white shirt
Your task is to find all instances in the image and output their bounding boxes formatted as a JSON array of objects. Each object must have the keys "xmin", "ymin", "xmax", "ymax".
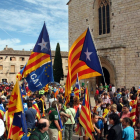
[
  {"xmin": 49, "ymin": 98, "xmax": 57, "ymax": 107},
  {"xmin": 0, "ymin": 119, "xmax": 4, "ymax": 136}
]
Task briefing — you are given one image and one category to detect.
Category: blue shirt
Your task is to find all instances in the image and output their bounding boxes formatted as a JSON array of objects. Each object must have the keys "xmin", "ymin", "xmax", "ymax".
[
  {"xmin": 25, "ymin": 108, "xmax": 37, "ymax": 129},
  {"xmin": 122, "ymin": 126, "xmax": 134, "ymax": 140}
]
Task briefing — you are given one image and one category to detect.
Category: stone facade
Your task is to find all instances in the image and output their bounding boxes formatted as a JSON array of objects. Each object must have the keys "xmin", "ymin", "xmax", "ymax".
[
  {"xmin": 67, "ymin": 0, "xmax": 140, "ymax": 89},
  {"xmin": 0, "ymin": 46, "xmax": 68, "ymax": 84}
]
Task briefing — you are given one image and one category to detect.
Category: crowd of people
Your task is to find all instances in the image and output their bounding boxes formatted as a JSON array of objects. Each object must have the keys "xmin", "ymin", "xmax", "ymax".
[{"xmin": 0, "ymin": 81, "xmax": 140, "ymax": 140}]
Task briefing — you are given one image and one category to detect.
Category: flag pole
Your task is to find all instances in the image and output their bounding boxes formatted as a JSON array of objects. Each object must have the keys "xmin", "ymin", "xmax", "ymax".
[
  {"xmin": 86, "ymin": 81, "xmax": 92, "ymax": 111},
  {"xmin": 88, "ymin": 26, "xmax": 106, "ymax": 85}
]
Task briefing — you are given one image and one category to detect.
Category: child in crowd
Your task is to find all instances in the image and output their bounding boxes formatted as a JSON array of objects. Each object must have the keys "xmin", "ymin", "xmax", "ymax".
[
  {"xmin": 122, "ymin": 117, "xmax": 134, "ymax": 140},
  {"xmin": 135, "ymin": 120, "xmax": 140, "ymax": 140},
  {"xmin": 88, "ymin": 113, "xmax": 100, "ymax": 140},
  {"xmin": 93, "ymin": 97, "xmax": 103, "ymax": 139},
  {"xmin": 102, "ymin": 103, "xmax": 111, "ymax": 137}
]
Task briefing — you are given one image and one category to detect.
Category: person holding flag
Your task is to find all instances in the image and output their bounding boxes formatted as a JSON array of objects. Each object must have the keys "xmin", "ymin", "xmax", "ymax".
[
  {"xmin": 29, "ymin": 97, "xmax": 41, "ymax": 120},
  {"xmin": 65, "ymin": 103, "xmax": 76, "ymax": 140},
  {"xmin": 47, "ymin": 101, "xmax": 62, "ymax": 140}
]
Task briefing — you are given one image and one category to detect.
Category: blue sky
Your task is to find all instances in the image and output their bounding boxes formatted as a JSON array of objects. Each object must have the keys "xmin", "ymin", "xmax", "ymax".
[{"xmin": 0, "ymin": 0, "xmax": 68, "ymax": 51}]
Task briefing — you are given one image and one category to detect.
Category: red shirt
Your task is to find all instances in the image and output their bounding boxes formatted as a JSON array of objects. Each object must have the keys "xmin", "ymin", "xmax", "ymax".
[
  {"xmin": 95, "ymin": 89, "xmax": 99, "ymax": 95},
  {"xmin": 26, "ymin": 86, "xmax": 29, "ymax": 92},
  {"xmin": 119, "ymin": 112, "xmax": 130, "ymax": 119}
]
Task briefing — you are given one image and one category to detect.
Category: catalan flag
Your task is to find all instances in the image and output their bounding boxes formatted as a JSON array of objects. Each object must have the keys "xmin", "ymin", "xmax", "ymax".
[
  {"xmin": 5, "ymin": 111, "xmax": 13, "ymax": 136},
  {"xmin": 54, "ymin": 89, "xmax": 59, "ymax": 98},
  {"xmin": 74, "ymin": 73, "xmax": 80, "ymax": 99},
  {"xmin": 92, "ymin": 106, "xmax": 99, "ymax": 113},
  {"xmin": 32, "ymin": 101, "xmax": 41, "ymax": 120},
  {"xmin": 130, "ymin": 98, "xmax": 138, "ymax": 126},
  {"xmin": 56, "ymin": 105, "xmax": 63, "ymax": 140},
  {"xmin": 8, "ymin": 81, "xmax": 27, "ymax": 140},
  {"xmin": 75, "ymin": 123, "xmax": 82, "ymax": 136},
  {"xmin": 0, "ymin": 106, "xmax": 5, "ymax": 120},
  {"xmin": 75, "ymin": 108, "xmax": 82, "ymax": 136},
  {"xmin": 102, "ymin": 108, "xmax": 109, "ymax": 118},
  {"xmin": 79, "ymin": 88, "xmax": 94, "ymax": 140},
  {"xmin": 65, "ymin": 94, "xmax": 70, "ymax": 106},
  {"xmin": 65, "ymin": 28, "xmax": 102, "ymax": 98},
  {"xmin": 22, "ymin": 23, "xmax": 54, "ymax": 92},
  {"xmin": 40, "ymin": 98, "xmax": 45, "ymax": 117},
  {"xmin": 16, "ymin": 64, "xmax": 26, "ymax": 81},
  {"xmin": 45, "ymin": 84, "xmax": 49, "ymax": 92},
  {"xmin": 8, "ymin": 81, "xmax": 23, "ymax": 117}
]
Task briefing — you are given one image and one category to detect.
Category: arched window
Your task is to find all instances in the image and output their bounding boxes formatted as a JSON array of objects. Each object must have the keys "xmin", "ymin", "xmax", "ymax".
[{"xmin": 99, "ymin": 0, "xmax": 110, "ymax": 35}]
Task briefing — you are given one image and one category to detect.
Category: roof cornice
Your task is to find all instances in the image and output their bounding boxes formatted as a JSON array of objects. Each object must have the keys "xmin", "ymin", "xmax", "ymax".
[{"xmin": 67, "ymin": 0, "xmax": 72, "ymax": 5}]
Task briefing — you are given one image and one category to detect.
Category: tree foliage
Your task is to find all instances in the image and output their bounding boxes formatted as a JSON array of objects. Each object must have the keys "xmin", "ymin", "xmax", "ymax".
[{"xmin": 53, "ymin": 43, "xmax": 64, "ymax": 83}]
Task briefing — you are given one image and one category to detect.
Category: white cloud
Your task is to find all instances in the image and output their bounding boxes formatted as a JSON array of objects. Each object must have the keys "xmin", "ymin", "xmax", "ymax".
[
  {"xmin": 0, "ymin": 0, "xmax": 68, "ymax": 51},
  {"xmin": 0, "ymin": 38, "xmax": 34, "ymax": 51},
  {"xmin": 0, "ymin": 38, "xmax": 68, "ymax": 52}
]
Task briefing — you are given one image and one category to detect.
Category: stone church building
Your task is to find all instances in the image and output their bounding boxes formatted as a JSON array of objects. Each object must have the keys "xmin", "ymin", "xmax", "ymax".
[{"xmin": 67, "ymin": 0, "xmax": 140, "ymax": 90}]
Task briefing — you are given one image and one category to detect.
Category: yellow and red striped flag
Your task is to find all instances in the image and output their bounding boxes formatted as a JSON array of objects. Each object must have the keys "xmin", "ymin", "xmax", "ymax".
[
  {"xmin": 130, "ymin": 98, "xmax": 138, "ymax": 126},
  {"xmin": 79, "ymin": 88, "xmax": 94, "ymax": 140},
  {"xmin": 40, "ymin": 98, "xmax": 45, "ymax": 117},
  {"xmin": 21, "ymin": 23, "xmax": 54, "ymax": 92},
  {"xmin": 45, "ymin": 84, "xmax": 49, "ymax": 92},
  {"xmin": 0, "ymin": 109, "xmax": 4, "ymax": 120},
  {"xmin": 58, "ymin": 131, "xmax": 62, "ymax": 140},
  {"xmin": 102, "ymin": 108, "xmax": 109, "ymax": 118},
  {"xmin": 92, "ymin": 106, "xmax": 99, "ymax": 113},
  {"xmin": 8, "ymin": 81, "xmax": 23, "ymax": 117},
  {"xmin": 65, "ymin": 28, "xmax": 102, "ymax": 99},
  {"xmin": 7, "ymin": 81, "xmax": 27, "ymax": 140},
  {"xmin": 75, "ymin": 123, "xmax": 82, "ymax": 136},
  {"xmin": 32, "ymin": 102, "xmax": 41, "ymax": 120},
  {"xmin": 74, "ymin": 73, "xmax": 80, "ymax": 99},
  {"xmin": 65, "ymin": 95, "xmax": 70, "ymax": 106}
]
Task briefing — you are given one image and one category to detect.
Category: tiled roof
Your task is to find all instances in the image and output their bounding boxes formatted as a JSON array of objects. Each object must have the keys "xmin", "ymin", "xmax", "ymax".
[{"xmin": 0, "ymin": 47, "xmax": 68, "ymax": 57}]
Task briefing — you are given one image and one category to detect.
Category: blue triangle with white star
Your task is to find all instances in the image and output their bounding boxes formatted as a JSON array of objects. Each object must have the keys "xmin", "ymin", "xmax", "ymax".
[{"xmin": 79, "ymin": 28, "xmax": 102, "ymax": 75}]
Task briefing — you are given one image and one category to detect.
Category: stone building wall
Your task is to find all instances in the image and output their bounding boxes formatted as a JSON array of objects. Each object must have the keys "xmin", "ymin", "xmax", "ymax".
[{"xmin": 67, "ymin": 0, "xmax": 140, "ymax": 89}]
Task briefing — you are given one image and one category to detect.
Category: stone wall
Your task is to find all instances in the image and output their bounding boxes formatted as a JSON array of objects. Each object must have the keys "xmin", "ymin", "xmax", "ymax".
[{"xmin": 68, "ymin": 0, "xmax": 140, "ymax": 89}]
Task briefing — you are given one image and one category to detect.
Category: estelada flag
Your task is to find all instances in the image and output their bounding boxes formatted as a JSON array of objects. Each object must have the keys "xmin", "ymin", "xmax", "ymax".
[
  {"xmin": 79, "ymin": 88, "xmax": 94, "ymax": 140},
  {"xmin": 22, "ymin": 23, "xmax": 54, "ymax": 92},
  {"xmin": 32, "ymin": 102, "xmax": 41, "ymax": 120},
  {"xmin": 8, "ymin": 81, "xmax": 23, "ymax": 117},
  {"xmin": 65, "ymin": 28, "xmax": 102, "ymax": 97},
  {"xmin": 74, "ymin": 73, "xmax": 80, "ymax": 99}
]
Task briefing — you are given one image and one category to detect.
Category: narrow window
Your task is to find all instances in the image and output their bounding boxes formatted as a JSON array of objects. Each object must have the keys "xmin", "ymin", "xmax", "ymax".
[
  {"xmin": 65, "ymin": 66, "xmax": 68, "ymax": 70},
  {"xmin": 10, "ymin": 65, "xmax": 15, "ymax": 73},
  {"xmin": 20, "ymin": 65, "xmax": 24, "ymax": 70},
  {"xmin": 65, "ymin": 59, "xmax": 68, "ymax": 63},
  {"xmin": 10, "ymin": 57, "xmax": 16, "ymax": 61},
  {"xmin": 19, "ymin": 57, "xmax": 25, "ymax": 61},
  {"xmin": 0, "ymin": 65, "xmax": 3, "ymax": 70},
  {"xmin": 98, "ymin": 0, "xmax": 110, "ymax": 35}
]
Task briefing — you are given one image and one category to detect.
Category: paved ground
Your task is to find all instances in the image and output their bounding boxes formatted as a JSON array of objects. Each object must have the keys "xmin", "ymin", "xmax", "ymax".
[{"xmin": 72, "ymin": 134, "xmax": 83, "ymax": 140}]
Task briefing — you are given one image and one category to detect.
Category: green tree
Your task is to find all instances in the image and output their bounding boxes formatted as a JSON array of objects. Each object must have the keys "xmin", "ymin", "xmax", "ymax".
[{"xmin": 53, "ymin": 43, "xmax": 64, "ymax": 83}]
